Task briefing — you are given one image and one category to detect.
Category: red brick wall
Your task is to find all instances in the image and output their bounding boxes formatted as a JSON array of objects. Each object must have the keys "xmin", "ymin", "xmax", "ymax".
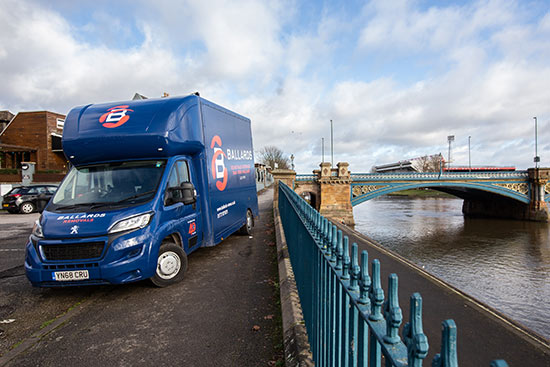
[
  {"xmin": 0, "ymin": 173, "xmax": 21, "ymax": 182},
  {"xmin": 45, "ymin": 112, "xmax": 68, "ymax": 171},
  {"xmin": 1, "ymin": 111, "xmax": 67, "ymax": 172}
]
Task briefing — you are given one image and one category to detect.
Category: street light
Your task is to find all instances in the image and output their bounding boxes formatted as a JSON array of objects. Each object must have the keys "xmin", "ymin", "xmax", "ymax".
[
  {"xmin": 534, "ymin": 117, "xmax": 540, "ymax": 168},
  {"xmin": 330, "ymin": 120, "xmax": 334, "ymax": 167},
  {"xmin": 468, "ymin": 136, "xmax": 471, "ymax": 172},
  {"xmin": 322, "ymin": 138, "xmax": 325, "ymax": 163},
  {"xmin": 447, "ymin": 135, "xmax": 455, "ymax": 171},
  {"xmin": 290, "ymin": 154, "xmax": 295, "ymax": 170}
]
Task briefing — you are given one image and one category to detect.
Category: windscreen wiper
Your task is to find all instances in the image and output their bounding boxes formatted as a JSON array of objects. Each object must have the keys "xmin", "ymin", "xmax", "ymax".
[
  {"xmin": 55, "ymin": 203, "xmax": 98, "ymax": 210},
  {"xmin": 111, "ymin": 190, "xmax": 157, "ymax": 205}
]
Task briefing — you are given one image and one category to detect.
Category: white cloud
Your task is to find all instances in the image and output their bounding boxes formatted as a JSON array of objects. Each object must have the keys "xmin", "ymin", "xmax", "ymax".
[{"xmin": 1, "ymin": 0, "xmax": 549, "ymax": 173}]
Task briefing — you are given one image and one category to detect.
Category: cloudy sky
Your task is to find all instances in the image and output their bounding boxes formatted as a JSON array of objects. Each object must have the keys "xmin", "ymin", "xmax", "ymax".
[{"xmin": 1, "ymin": 0, "xmax": 549, "ymax": 172}]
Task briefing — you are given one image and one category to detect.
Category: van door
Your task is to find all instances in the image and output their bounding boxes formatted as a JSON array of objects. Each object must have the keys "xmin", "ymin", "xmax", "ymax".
[{"xmin": 163, "ymin": 159, "xmax": 202, "ymax": 252}]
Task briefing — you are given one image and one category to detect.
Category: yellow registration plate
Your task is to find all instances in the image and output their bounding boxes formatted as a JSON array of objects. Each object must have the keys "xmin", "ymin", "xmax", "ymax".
[{"xmin": 53, "ymin": 270, "xmax": 89, "ymax": 281}]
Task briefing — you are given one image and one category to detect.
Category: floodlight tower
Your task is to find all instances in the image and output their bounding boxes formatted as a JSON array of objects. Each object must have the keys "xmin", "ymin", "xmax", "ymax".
[{"xmin": 447, "ymin": 135, "xmax": 455, "ymax": 171}]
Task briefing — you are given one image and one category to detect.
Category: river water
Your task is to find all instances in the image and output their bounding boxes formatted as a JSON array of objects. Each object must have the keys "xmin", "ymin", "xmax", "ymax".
[{"xmin": 353, "ymin": 195, "xmax": 550, "ymax": 340}]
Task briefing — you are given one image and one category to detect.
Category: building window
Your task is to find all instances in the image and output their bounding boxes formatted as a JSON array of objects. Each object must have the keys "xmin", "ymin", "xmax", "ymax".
[
  {"xmin": 56, "ymin": 118, "xmax": 65, "ymax": 129},
  {"xmin": 51, "ymin": 133, "xmax": 63, "ymax": 152}
]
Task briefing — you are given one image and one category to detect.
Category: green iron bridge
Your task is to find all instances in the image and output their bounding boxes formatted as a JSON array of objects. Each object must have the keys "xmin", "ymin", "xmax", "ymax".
[{"xmin": 274, "ymin": 162, "xmax": 550, "ymax": 226}]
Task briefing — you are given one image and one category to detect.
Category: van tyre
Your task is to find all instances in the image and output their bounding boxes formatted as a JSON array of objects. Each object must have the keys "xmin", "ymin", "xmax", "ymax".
[
  {"xmin": 150, "ymin": 241, "xmax": 188, "ymax": 287},
  {"xmin": 239, "ymin": 209, "xmax": 253, "ymax": 235},
  {"xmin": 20, "ymin": 202, "xmax": 35, "ymax": 214}
]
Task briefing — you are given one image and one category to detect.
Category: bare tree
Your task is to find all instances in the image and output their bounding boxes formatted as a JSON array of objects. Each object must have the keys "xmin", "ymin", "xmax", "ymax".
[
  {"xmin": 415, "ymin": 154, "xmax": 442, "ymax": 172},
  {"xmin": 258, "ymin": 146, "xmax": 290, "ymax": 170}
]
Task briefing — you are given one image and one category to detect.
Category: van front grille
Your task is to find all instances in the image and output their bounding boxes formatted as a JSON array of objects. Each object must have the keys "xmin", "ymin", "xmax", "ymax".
[{"xmin": 41, "ymin": 242, "xmax": 105, "ymax": 261}]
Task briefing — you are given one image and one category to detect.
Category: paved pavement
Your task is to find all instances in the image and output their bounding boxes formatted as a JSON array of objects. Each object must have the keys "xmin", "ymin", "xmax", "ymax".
[
  {"xmin": 336, "ymin": 222, "xmax": 550, "ymax": 367},
  {"xmin": 0, "ymin": 211, "xmax": 39, "ymax": 274},
  {"xmin": 0, "ymin": 189, "xmax": 282, "ymax": 366}
]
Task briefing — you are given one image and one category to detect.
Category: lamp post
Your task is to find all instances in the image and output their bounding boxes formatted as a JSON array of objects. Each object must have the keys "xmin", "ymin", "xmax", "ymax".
[
  {"xmin": 290, "ymin": 154, "xmax": 295, "ymax": 170},
  {"xmin": 322, "ymin": 138, "xmax": 325, "ymax": 163},
  {"xmin": 534, "ymin": 117, "xmax": 540, "ymax": 168},
  {"xmin": 447, "ymin": 135, "xmax": 455, "ymax": 171},
  {"xmin": 468, "ymin": 136, "xmax": 471, "ymax": 172},
  {"xmin": 330, "ymin": 120, "xmax": 334, "ymax": 167}
]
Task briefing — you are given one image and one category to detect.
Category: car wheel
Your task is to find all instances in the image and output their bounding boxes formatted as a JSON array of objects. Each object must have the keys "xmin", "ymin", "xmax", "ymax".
[
  {"xmin": 150, "ymin": 240, "xmax": 188, "ymax": 287},
  {"xmin": 19, "ymin": 202, "xmax": 35, "ymax": 214},
  {"xmin": 239, "ymin": 209, "xmax": 253, "ymax": 235}
]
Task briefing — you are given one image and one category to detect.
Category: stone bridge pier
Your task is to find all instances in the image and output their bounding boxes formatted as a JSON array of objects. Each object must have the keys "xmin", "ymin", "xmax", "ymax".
[
  {"xmin": 462, "ymin": 168, "xmax": 550, "ymax": 221},
  {"xmin": 273, "ymin": 162, "xmax": 355, "ymax": 227}
]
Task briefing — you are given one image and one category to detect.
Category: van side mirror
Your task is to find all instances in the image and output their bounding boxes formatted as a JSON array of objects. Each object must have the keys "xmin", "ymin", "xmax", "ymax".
[
  {"xmin": 179, "ymin": 182, "xmax": 196, "ymax": 205},
  {"xmin": 167, "ymin": 182, "xmax": 196, "ymax": 206}
]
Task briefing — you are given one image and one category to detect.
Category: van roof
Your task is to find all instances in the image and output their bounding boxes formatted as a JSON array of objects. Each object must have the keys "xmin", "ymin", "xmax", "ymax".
[{"xmin": 62, "ymin": 95, "xmax": 248, "ymax": 166}]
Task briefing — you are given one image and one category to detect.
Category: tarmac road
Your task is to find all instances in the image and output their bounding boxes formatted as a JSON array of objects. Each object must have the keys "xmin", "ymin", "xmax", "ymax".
[{"xmin": 0, "ymin": 188, "xmax": 282, "ymax": 366}]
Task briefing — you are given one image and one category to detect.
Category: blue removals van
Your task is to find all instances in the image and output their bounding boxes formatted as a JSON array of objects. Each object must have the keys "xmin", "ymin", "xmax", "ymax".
[{"xmin": 26, "ymin": 94, "xmax": 259, "ymax": 287}]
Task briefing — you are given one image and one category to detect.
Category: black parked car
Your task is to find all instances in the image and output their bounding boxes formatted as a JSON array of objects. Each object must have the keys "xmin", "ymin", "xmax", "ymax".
[{"xmin": 2, "ymin": 185, "xmax": 58, "ymax": 214}]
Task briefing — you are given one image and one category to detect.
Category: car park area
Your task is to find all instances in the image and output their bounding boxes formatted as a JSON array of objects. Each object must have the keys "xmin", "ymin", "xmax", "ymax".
[{"xmin": 1, "ymin": 185, "xmax": 57, "ymax": 214}]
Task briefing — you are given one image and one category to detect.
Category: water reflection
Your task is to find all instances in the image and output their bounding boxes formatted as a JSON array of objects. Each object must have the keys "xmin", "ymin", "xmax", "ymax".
[{"xmin": 353, "ymin": 196, "xmax": 550, "ymax": 340}]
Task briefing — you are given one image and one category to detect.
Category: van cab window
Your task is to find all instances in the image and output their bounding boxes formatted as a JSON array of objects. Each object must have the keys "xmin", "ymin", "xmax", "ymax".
[{"xmin": 165, "ymin": 160, "xmax": 191, "ymax": 205}]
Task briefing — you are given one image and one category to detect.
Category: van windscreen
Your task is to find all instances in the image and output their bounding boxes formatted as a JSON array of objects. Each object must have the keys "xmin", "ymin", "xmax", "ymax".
[{"xmin": 51, "ymin": 160, "xmax": 166, "ymax": 210}]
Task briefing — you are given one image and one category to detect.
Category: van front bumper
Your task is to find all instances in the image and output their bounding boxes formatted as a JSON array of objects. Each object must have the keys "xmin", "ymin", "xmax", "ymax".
[{"xmin": 25, "ymin": 229, "xmax": 158, "ymax": 287}]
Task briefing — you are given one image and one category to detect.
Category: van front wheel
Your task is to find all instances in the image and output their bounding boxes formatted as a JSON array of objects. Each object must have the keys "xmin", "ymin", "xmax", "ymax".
[{"xmin": 150, "ymin": 241, "xmax": 188, "ymax": 287}]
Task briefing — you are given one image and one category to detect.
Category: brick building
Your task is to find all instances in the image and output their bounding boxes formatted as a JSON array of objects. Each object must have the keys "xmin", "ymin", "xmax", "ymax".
[{"xmin": 0, "ymin": 111, "xmax": 67, "ymax": 172}]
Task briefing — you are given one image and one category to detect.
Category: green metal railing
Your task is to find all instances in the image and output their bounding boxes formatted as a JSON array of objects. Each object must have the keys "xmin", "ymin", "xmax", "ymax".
[{"xmin": 278, "ymin": 182, "xmax": 508, "ymax": 367}]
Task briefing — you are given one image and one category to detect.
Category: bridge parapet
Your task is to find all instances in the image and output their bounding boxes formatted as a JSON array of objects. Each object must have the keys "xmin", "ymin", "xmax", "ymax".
[{"xmin": 351, "ymin": 171, "xmax": 529, "ymax": 181}]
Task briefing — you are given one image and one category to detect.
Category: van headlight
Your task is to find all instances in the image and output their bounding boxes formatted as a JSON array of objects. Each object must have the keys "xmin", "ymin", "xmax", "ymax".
[
  {"xmin": 109, "ymin": 213, "xmax": 153, "ymax": 234},
  {"xmin": 32, "ymin": 220, "xmax": 44, "ymax": 238}
]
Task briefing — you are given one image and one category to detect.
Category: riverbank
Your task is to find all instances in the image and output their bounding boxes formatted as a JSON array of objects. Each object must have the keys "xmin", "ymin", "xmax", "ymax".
[{"xmin": 387, "ymin": 188, "xmax": 455, "ymax": 198}]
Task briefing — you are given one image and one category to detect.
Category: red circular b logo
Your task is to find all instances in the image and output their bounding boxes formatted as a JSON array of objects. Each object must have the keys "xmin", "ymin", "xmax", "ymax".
[{"xmin": 99, "ymin": 105, "xmax": 134, "ymax": 128}]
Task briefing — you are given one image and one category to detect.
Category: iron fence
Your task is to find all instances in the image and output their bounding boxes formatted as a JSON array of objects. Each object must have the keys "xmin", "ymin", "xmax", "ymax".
[{"xmin": 277, "ymin": 182, "xmax": 508, "ymax": 367}]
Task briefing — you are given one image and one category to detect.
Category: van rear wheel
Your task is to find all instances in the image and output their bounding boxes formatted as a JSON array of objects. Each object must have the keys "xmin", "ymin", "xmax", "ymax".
[
  {"xmin": 239, "ymin": 209, "xmax": 253, "ymax": 235},
  {"xmin": 150, "ymin": 241, "xmax": 188, "ymax": 287}
]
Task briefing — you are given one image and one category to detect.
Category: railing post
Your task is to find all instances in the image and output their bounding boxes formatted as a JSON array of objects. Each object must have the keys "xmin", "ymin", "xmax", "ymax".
[
  {"xmin": 349, "ymin": 243, "xmax": 360, "ymax": 366},
  {"xmin": 404, "ymin": 293, "xmax": 429, "ymax": 367},
  {"xmin": 369, "ymin": 259, "xmax": 384, "ymax": 367},
  {"xmin": 342, "ymin": 237, "xmax": 351, "ymax": 367},
  {"xmin": 358, "ymin": 250, "xmax": 370, "ymax": 367},
  {"xmin": 330, "ymin": 223, "xmax": 338, "ymax": 366},
  {"xmin": 383, "ymin": 274, "xmax": 403, "ymax": 344},
  {"xmin": 432, "ymin": 319, "xmax": 457, "ymax": 367}
]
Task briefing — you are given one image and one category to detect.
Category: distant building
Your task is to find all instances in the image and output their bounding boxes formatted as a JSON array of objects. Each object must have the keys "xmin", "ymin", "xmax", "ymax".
[
  {"xmin": 373, "ymin": 154, "xmax": 443, "ymax": 173},
  {"xmin": 0, "ymin": 111, "xmax": 67, "ymax": 171}
]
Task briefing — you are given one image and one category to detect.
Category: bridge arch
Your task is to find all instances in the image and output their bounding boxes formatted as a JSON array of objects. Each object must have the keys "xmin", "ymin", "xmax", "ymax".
[{"xmin": 350, "ymin": 181, "xmax": 530, "ymax": 207}]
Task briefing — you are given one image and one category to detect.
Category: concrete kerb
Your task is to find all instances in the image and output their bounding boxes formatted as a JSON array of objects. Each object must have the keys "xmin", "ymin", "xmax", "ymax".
[{"xmin": 273, "ymin": 204, "xmax": 314, "ymax": 367}]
